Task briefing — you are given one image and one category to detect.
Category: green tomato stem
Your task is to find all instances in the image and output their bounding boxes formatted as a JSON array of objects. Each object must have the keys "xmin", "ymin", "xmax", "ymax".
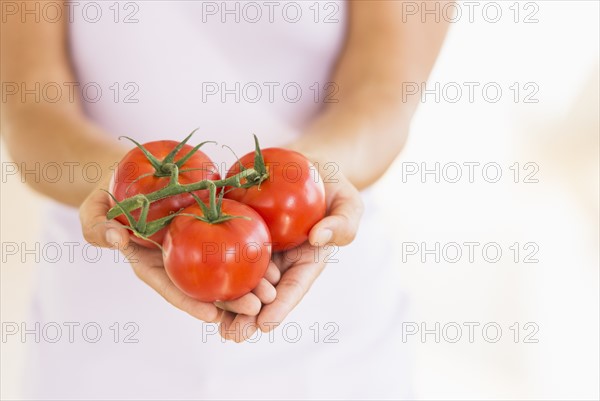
[
  {"xmin": 206, "ymin": 181, "xmax": 218, "ymax": 221},
  {"xmin": 106, "ymin": 167, "xmax": 259, "ymax": 220}
]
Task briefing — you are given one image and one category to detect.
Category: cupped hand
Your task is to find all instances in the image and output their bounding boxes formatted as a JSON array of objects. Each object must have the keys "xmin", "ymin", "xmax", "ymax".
[
  {"xmin": 219, "ymin": 169, "xmax": 364, "ymax": 342},
  {"xmin": 79, "ymin": 177, "xmax": 279, "ymax": 323}
]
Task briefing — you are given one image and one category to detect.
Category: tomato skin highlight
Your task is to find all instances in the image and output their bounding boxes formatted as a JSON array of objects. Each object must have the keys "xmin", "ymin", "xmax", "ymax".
[
  {"xmin": 163, "ymin": 199, "xmax": 272, "ymax": 302},
  {"xmin": 110, "ymin": 140, "xmax": 220, "ymax": 248},
  {"xmin": 225, "ymin": 148, "xmax": 326, "ymax": 251}
]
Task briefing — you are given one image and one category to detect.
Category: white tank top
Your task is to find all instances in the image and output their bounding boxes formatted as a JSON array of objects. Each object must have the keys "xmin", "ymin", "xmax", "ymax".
[{"xmin": 69, "ymin": 0, "xmax": 346, "ymax": 165}]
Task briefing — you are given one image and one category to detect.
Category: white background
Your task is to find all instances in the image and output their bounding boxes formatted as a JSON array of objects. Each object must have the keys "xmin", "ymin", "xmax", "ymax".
[{"xmin": 2, "ymin": 1, "xmax": 599, "ymax": 399}]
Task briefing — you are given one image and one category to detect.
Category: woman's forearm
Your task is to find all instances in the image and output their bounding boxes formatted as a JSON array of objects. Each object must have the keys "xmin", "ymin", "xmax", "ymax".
[
  {"xmin": 1, "ymin": 2, "xmax": 125, "ymax": 206},
  {"xmin": 292, "ymin": 1, "xmax": 452, "ymax": 189},
  {"xmin": 3, "ymin": 105, "xmax": 126, "ymax": 206}
]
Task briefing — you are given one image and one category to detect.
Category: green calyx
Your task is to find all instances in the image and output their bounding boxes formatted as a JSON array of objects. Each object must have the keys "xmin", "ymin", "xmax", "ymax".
[
  {"xmin": 186, "ymin": 185, "xmax": 250, "ymax": 225},
  {"xmin": 103, "ymin": 191, "xmax": 180, "ymax": 249},
  {"xmin": 225, "ymin": 134, "xmax": 269, "ymax": 189},
  {"xmin": 249, "ymin": 134, "xmax": 269, "ymax": 185},
  {"xmin": 119, "ymin": 128, "xmax": 216, "ymax": 177}
]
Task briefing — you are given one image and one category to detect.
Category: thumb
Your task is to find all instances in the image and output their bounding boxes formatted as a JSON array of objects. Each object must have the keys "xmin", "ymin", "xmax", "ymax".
[
  {"xmin": 309, "ymin": 177, "xmax": 363, "ymax": 247},
  {"xmin": 79, "ymin": 187, "xmax": 130, "ymax": 249}
]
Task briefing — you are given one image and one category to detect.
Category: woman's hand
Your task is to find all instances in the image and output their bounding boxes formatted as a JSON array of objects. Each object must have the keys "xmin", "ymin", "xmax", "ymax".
[
  {"xmin": 80, "ymin": 162, "xmax": 362, "ymax": 342},
  {"xmin": 79, "ymin": 177, "xmax": 280, "ymax": 323},
  {"xmin": 219, "ymin": 168, "xmax": 364, "ymax": 342}
]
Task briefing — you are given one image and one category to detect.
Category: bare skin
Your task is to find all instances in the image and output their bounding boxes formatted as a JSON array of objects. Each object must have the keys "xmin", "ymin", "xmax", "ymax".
[{"xmin": 1, "ymin": 1, "xmax": 450, "ymax": 342}]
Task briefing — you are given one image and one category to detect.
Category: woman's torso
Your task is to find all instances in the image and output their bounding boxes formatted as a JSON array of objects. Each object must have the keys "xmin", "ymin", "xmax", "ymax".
[{"xmin": 24, "ymin": 2, "xmax": 411, "ymax": 399}]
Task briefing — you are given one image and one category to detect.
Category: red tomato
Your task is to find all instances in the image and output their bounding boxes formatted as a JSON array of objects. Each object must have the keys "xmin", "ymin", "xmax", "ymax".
[
  {"xmin": 163, "ymin": 199, "xmax": 272, "ymax": 302},
  {"xmin": 110, "ymin": 140, "xmax": 220, "ymax": 248},
  {"xmin": 225, "ymin": 148, "xmax": 326, "ymax": 251}
]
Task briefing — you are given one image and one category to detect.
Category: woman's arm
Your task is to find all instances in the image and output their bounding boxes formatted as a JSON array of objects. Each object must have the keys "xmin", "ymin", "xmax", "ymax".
[
  {"xmin": 1, "ymin": 2, "xmax": 125, "ymax": 206},
  {"xmin": 292, "ymin": 0, "xmax": 452, "ymax": 189}
]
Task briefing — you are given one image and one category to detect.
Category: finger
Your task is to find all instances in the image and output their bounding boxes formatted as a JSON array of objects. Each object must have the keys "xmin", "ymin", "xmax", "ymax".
[
  {"xmin": 220, "ymin": 313, "xmax": 259, "ymax": 343},
  {"xmin": 80, "ymin": 188, "xmax": 130, "ymax": 249},
  {"xmin": 231, "ymin": 314, "xmax": 259, "ymax": 342},
  {"xmin": 309, "ymin": 179, "xmax": 363, "ymax": 246},
  {"xmin": 264, "ymin": 260, "xmax": 281, "ymax": 286},
  {"xmin": 272, "ymin": 248, "xmax": 301, "ymax": 275},
  {"xmin": 257, "ymin": 258, "xmax": 326, "ymax": 332},
  {"xmin": 215, "ymin": 292, "xmax": 261, "ymax": 316},
  {"xmin": 252, "ymin": 278, "xmax": 276, "ymax": 305},
  {"xmin": 219, "ymin": 311, "xmax": 237, "ymax": 340},
  {"xmin": 130, "ymin": 248, "xmax": 221, "ymax": 323}
]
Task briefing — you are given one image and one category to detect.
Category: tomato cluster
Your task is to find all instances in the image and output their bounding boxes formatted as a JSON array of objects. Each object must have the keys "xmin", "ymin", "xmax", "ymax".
[{"xmin": 108, "ymin": 134, "xmax": 326, "ymax": 302}]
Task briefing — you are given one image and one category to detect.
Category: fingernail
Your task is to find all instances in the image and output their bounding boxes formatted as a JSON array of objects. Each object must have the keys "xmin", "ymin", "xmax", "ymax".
[
  {"xmin": 106, "ymin": 229, "xmax": 121, "ymax": 249},
  {"xmin": 315, "ymin": 229, "xmax": 332, "ymax": 245}
]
